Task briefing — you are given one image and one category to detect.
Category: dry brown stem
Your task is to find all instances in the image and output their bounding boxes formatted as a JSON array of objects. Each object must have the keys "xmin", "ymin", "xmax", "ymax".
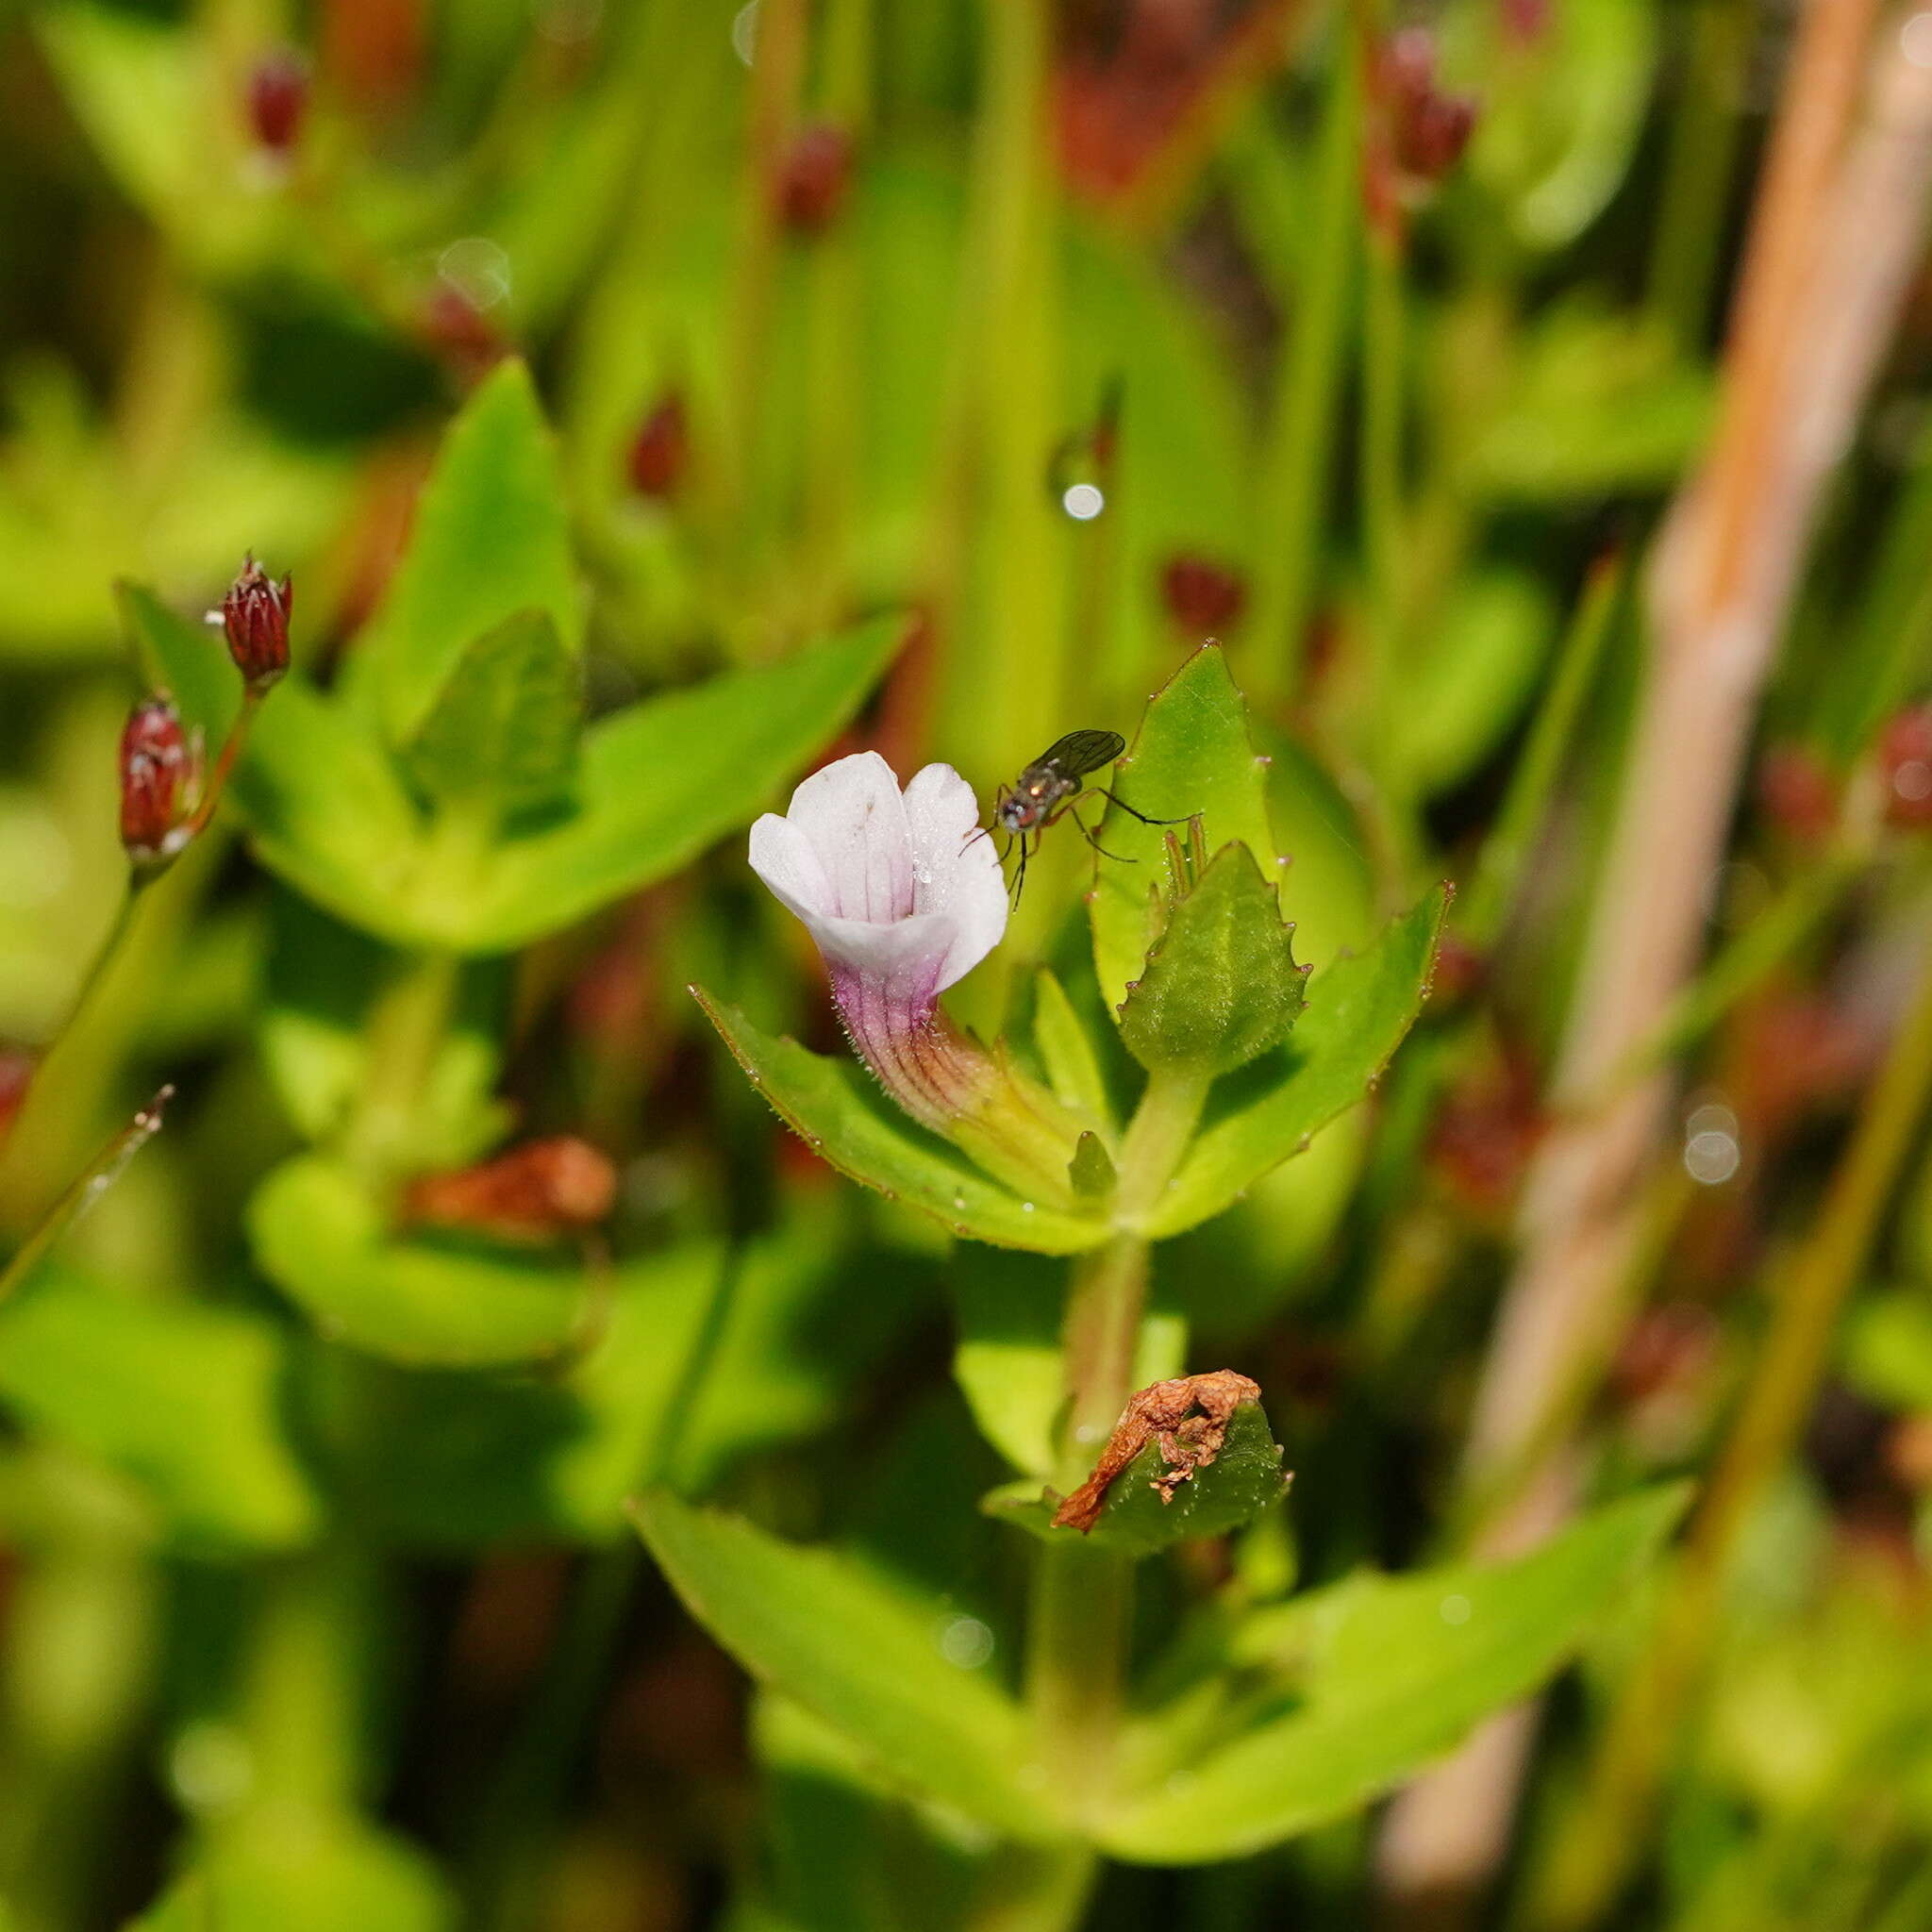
[{"xmin": 1377, "ymin": 2, "xmax": 1932, "ymax": 1915}]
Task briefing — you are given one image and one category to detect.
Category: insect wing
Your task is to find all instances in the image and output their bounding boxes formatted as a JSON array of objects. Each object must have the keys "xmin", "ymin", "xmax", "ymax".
[{"xmin": 1038, "ymin": 728, "xmax": 1125, "ymax": 778}]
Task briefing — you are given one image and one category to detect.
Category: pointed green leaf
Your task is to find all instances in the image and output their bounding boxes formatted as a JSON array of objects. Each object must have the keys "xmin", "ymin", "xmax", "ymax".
[
  {"xmin": 1148, "ymin": 888, "xmax": 1446, "ymax": 1239},
  {"xmin": 1117, "ymin": 843, "xmax": 1308, "ymax": 1076},
  {"xmin": 693, "ymin": 991, "xmax": 1109, "ymax": 1255},
  {"xmin": 983, "ymin": 1398, "xmax": 1288, "ymax": 1556},
  {"xmin": 436, "ymin": 615, "xmax": 904, "ymax": 949},
  {"xmin": 247, "ymin": 1156, "xmax": 593, "ymax": 1366},
  {"xmin": 0, "ymin": 1271, "xmax": 323, "ymax": 1552},
  {"xmin": 402, "ymin": 609, "xmax": 581, "ymax": 818},
  {"xmin": 353, "ymin": 359, "xmax": 580, "ymax": 746},
  {"xmin": 631, "ymin": 1490, "xmax": 1060, "ymax": 1841},
  {"xmin": 1097, "ymin": 1486, "xmax": 1687, "ymax": 1862},
  {"xmin": 1091, "ymin": 644, "xmax": 1283, "ymax": 1017}
]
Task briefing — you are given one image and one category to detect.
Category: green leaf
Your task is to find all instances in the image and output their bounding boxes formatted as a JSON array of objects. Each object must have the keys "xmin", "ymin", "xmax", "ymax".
[
  {"xmin": 1842, "ymin": 1290, "xmax": 1932, "ymax": 1413},
  {"xmin": 336, "ymin": 1225, "xmax": 930, "ymax": 1548},
  {"xmin": 352, "ymin": 359, "xmax": 581, "ymax": 747},
  {"xmin": 247, "ymin": 1157, "xmax": 593, "ymax": 1366},
  {"xmin": 631, "ymin": 1490, "xmax": 1060, "ymax": 1841},
  {"xmin": 402, "ymin": 609, "xmax": 581, "ymax": 818},
  {"xmin": 984, "ymin": 1398, "xmax": 1288, "ymax": 1556},
  {"xmin": 1117, "ymin": 844, "xmax": 1308, "ymax": 1076},
  {"xmin": 225, "ymin": 678, "xmax": 432, "ymax": 942},
  {"xmin": 119, "ymin": 580, "xmax": 239, "ymax": 744},
  {"xmin": 1091, "ymin": 645, "xmax": 1284, "ymax": 1018},
  {"xmin": 1097, "ymin": 1486, "xmax": 1687, "ymax": 1862},
  {"xmin": 437, "ymin": 615, "xmax": 904, "ymax": 949},
  {"xmin": 1391, "ymin": 573, "xmax": 1556, "ymax": 796},
  {"xmin": 128, "ymin": 1815, "xmax": 455, "ymax": 1932},
  {"xmin": 258, "ymin": 891, "xmax": 509, "ymax": 1164},
  {"xmin": 1148, "ymin": 888, "xmax": 1446, "ymax": 1240},
  {"xmin": 1029, "ymin": 968, "xmax": 1115, "ymax": 1131},
  {"xmin": 951, "ymin": 1248, "xmax": 1185, "ymax": 1476},
  {"xmin": 693, "ymin": 992, "xmax": 1109, "ymax": 1255},
  {"xmin": 0, "ymin": 1272, "xmax": 322, "ymax": 1552}
]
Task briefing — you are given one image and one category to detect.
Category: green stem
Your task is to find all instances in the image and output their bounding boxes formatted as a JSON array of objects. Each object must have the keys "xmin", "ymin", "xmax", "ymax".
[
  {"xmin": 1359, "ymin": 229, "xmax": 1406, "ymax": 758},
  {"xmin": 343, "ymin": 950, "xmax": 461, "ymax": 1196},
  {"xmin": 1256, "ymin": 34, "xmax": 1361, "ymax": 705},
  {"xmin": 1646, "ymin": 0, "xmax": 1754, "ymax": 353},
  {"xmin": 0, "ymin": 1087, "xmax": 173, "ymax": 1307},
  {"xmin": 1024, "ymin": 1064, "xmax": 1207, "ymax": 1827},
  {"xmin": 1528, "ymin": 939, "xmax": 1932, "ymax": 1930},
  {"xmin": 1461, "ymin": 551, "xmax": 1625, "ymax": 947}
]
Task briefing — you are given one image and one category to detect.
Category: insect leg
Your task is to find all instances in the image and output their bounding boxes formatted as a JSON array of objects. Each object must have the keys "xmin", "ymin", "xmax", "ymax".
[
  {"xmin": 1093, "ymin": 786, "xmax": 1192, "ymax": 827},
  {"xmin": 1069, "ymin": 803, "xmax": 1136, "ymax": 864},
  {"xmin": 1011, "ymin": 833, "xmax": 1030, "ymax": 907}
]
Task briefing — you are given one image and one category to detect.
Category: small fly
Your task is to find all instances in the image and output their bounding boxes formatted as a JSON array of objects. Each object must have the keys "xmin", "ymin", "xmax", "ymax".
[{"xmin": 973, "ymin": 729, "xmax": 1190, "ymax": 904}]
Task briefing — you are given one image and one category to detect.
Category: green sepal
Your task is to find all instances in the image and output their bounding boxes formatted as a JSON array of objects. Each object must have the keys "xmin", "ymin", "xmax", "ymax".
[{"xmin": 1117, "ymin": 842, "xmax": 1309, "ymax": 1077}]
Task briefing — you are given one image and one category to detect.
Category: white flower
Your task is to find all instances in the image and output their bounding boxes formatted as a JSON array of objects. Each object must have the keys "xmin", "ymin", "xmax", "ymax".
[
  {"xmin": 750, "ymin": 752, "xmax": 1008, "ymax": 1131},
  {"xmin": 750, "ymin": 752, "xmax": 1008, "ymax": 1000}
]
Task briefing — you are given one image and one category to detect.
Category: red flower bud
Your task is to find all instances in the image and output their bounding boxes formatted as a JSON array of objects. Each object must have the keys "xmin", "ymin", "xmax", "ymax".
[
  {"xmin": 221, "ymin": 557, "xmax": 292, "ymax": 691},
  {"xmin": 1161, "ymin": 554, "xmax": 1247, "ymax": 633},
  {"xmin": 1377, "ymin": 29, "xmax": 1477, "ymax": 189},
  {"xmin": 420, "ymin": 285, "xmax": 508, "ymax": 377},
  {"xmin": 626, "ymin": 391, "xmax": 689, "ymax": 498},
  {"xmin": 247, "ymin": 48, "xmax": 309, "ymax": 156},
  {"xmin": 0, "ymin": 1048, "xmax": 33, "ymax": 1141},
  {"xmin": 119, "ymin": 698, "xmax": 194, "ymax": 865},
  {"xmin": 774, "ymin": 125, "xmax": 854, "ymax": 234},
  {"xmin": 1879, "ymin": 706, "xmax": 1932, "ymax": 828},
  {"xmin": 405, "ymin": 1137, "xmax": 619, "ymax": 1243},
  {"xmin": 1756, "ymin": 742, "xmax": 1839, "ymax": 843}
]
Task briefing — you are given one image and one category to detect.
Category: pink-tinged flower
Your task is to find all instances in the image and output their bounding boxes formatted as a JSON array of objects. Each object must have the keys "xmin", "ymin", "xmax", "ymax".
[
  {"xmin": 751, "ymin": 754, "xmax": 1008, "ymax": 1126},
  {"xmin": 750, "ymin": 753, "xmax": 1086, "ymax": 1197}
]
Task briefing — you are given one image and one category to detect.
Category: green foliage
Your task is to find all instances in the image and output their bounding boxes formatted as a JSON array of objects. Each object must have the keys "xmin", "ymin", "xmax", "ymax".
[
  {"xmin": 984, "ymin": 1399, "xmax": 1289, "ymax": 1556},
  {"xmin": 1100, "ymin": 1487, "xmax": 1688, "ymax": 1862},
  {"xmin": 129, "ymin": 1817, "xmax": 456, "ymax": 1932},
  {"xmin": 631, "ymin": 1489, "xmax": 1059, "ymax": 1842},
  {"xmin": 692, "ymin": 991, "xmax": 1111, "ymax": 1254},
  {"xmin": 400, "ymin": 609, "xmax": 582, "ymax": 820},
  {"xmin": 349, "ymin": 360, "xmax": 581, "ymax": 747},
  {"xmin": 247, "ymin": 1156, "xmax": 594, "ymax": 1367},
  {"xmin": 1091, "ymin": 645, "xmax": 1283, "ymax": 1017},
  {"xmin": 0, "ymin": 1272, "xmax": 322, "ymax": 1552},
  {"xmin": 1150, "ymin": 888, "xmax": 1449, "ymax": 1238},
  {"xmin": 1118, "ymin": 843, "xmax": 1308, "ymax": 1077}
]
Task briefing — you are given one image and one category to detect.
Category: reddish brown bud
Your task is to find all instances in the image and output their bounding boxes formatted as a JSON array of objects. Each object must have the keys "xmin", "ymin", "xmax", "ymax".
[
  {"xmin": 406, "ymin": 1137, "xmax": 618, "ymax": 1243},
  {"xmin": 774, "ymin": 125, "xmax": 854, "ymax": 234},
  {"xmin": 626, "ymin": 392, "xmax": 689, "ymax": 499},
  {"xmin": 119, "ymin": 698, "xmax": 194, "ymax": 865},
  {"xmin": 1378, "ymin": 29, "xmax": 1477, "ymax": 188},
  {"xmin": 421, "ymin": 285, "xmax": 508, "ymax": 377},
  {"xmin": 0, "ymin": 1049, "xmax": 33, "ymax": 1141},
  {"xmin": 1161, "ymin": 554, "xmax": 1247, "ymax": 633},
  {"xmin": 247, "ymin": 48, "xmax": 310, "ymax": 155},
  {"xmin": 1879, "ymin": 706, "xmax": 1932, "ymax": 828},
  {"xmin": 1757, "ymin": 742, "xmax": 1840, "ymax": 842},
  {"xmin": 221, "ymin": 557, "xmax": 292, "ymax": 691}
]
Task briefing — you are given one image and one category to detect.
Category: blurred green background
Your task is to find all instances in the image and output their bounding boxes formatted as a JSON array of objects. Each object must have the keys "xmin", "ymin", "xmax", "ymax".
[{"xmin": 5, "ymin": 0, "xmax": 1932, "ymax": 1927}]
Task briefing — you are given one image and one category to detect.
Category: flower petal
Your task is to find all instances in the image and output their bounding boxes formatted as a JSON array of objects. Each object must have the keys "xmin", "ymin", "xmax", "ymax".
[
  {"xmin": 783, "ymin": 751, "xmax": 912, "ymax": 925},
  {"xmin": 749, "ymin": 812, "xmax": 834, "ymax": 924},
  {"xmin": 903, "ymin": 762, "xmax": 1008, "ymax": 990}
]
